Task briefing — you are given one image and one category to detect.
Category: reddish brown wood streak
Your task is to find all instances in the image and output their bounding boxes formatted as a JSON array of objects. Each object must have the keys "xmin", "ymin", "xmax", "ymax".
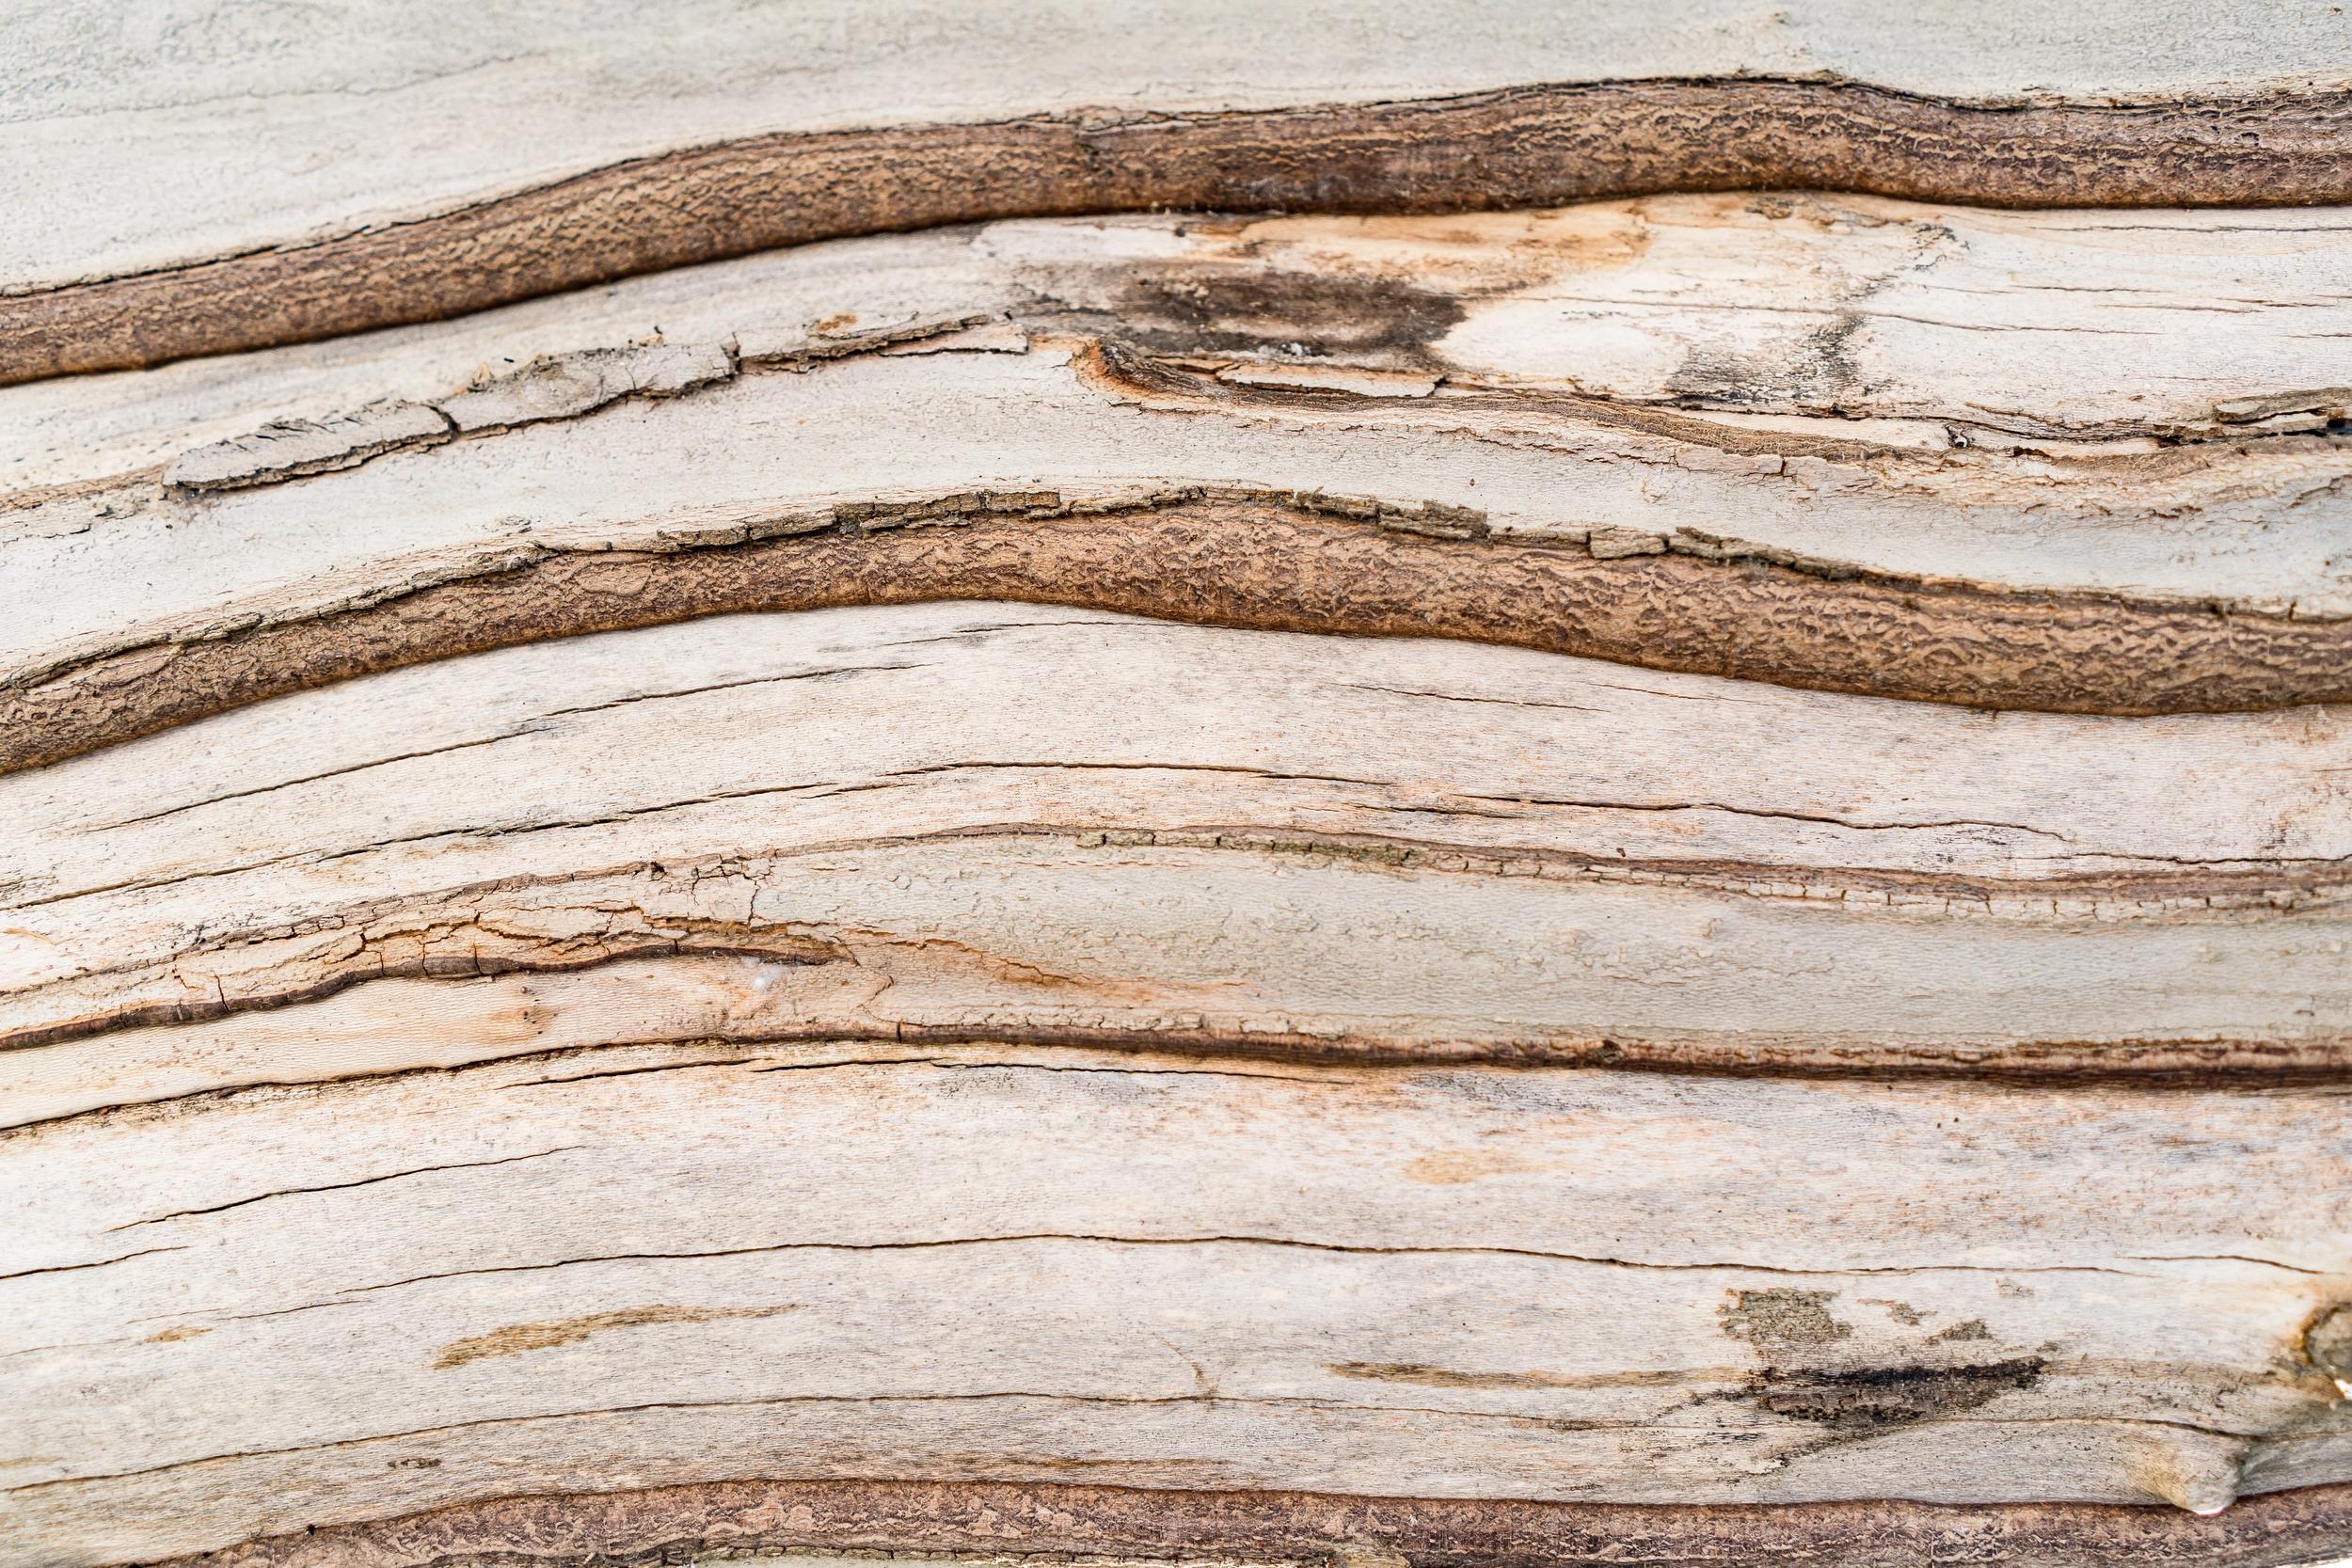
[{"xmin": 9, "ymin": 78, "xmax": 2352, "ymax": 384}]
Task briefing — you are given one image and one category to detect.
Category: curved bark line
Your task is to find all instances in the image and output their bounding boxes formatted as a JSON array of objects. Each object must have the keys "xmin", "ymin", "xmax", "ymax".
[
  {"xmin": 151, "ymin": 1475, "xmax": 2352, "ymax": 1568},
  {"xmin": 22, "ymin": 1006, "xmax": 2352, "ymax": 1096},
  {"xmin": 10, "ymin": 78, "xmax": 2352, "ymax": 386},
  {"xmin": 10, "ymin": 497, "xmax": 2352, "ymax": 778}
]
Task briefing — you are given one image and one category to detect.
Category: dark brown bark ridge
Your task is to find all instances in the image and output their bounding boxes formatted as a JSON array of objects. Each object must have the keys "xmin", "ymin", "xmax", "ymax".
[{"xmin": 160, "ymin": 1475, "xmax": 2352, "ymax": 1568}]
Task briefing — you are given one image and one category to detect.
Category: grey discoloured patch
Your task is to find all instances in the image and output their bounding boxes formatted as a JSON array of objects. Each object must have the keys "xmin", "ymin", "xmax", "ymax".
[
  {"xmin": 1111, "ymin": 268, "xmax": 1466, "ymax": 360},
  {"xmin": 1666, "ymin": 309, "xmax": 1866, "ymax": 415},
  {"xmin": 1723, "ymin": 1288, "xmax": 2040, "ymax": 1435},
  {"xmin": 1719, "ymin": 1288, "xmax": 1852, "ymax": 1350},
  {"xmin": 1327, "ymin": 1362, "xmax": 1698, "ymax": 1392},
  {"xmin": 2306, "ymin": 1303, "xmax": 2352, "ymax": 1384},
  {"xmin": 1660, "ymin": 198, "xmax": 1960, "ymax": 418},
  {"xmin": 1753, "ymin": 1357, "xmax": 2047, "ymax": 1432}
]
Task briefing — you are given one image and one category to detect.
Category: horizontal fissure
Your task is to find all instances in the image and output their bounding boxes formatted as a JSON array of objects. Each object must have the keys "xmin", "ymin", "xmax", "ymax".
[
  {"xmin": 9, "ymin": 1393, "xmax": 2288, "ymax": 1501},
  {"xmin": 10, "ymin": 1015, "xmax": 2352, "ymax": 1109},
  {"xmin": 8, "ymin": 832, "xmax": 2352, "ymax": 1088},
  {"xmin": 320, "ymin": 1229, "xmax": 2169, "ymax": 1301},
  {"xmin": 103, "ymin": 1148, "xmax": 582, "ymax": 1231}
]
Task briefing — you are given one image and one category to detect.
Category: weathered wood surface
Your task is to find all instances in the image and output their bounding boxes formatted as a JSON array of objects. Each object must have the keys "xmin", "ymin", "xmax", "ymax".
[
  {"xmin": 8, "ymin": 1, "xmax": 2352, "ymax": 378},
  {"xmin": 6, "ymin": 1039, "xmax": 2351, "ymax": 1561},
  {"xmin": 6, "ymin": 1046, "xmax": 2352, "ymax": 1559},
  {"xmin": 8, "ymin": 8, "xmax": 2352, "ymax": 1568},
  {"xmin": 7, "ymin": 604, "xmax": 2352, "ymax": 1100},
  {"xmin": 10, "ymin": 198, "xmax": 2352, "ymax": 783}
]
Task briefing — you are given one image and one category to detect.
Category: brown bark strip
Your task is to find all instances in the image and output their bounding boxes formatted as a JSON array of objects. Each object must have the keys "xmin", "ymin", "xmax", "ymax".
[
  {"xmin": 153, "ymin": 1475, "xmax": 2352, "ymax": 1568},
  {"xmin": 11, "ymin": 78, "xmax": 2352, "ymax": 385},
  {"xmin": 9, "ymin": 496, "xmax": 2352, "ymax": 779}
]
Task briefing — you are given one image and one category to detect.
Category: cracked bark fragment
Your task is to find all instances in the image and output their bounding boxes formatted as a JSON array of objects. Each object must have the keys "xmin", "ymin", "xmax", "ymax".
[
  {"xmin": 162, "ymin": 343, "xmax": 737, "ymax": 493},
  {"xmin": 435, "ymin": 341, "xmax": 734, "ymax": 433},
  {"xmin": 7, "ymin": 839, "xmax": 2350, "ymax": 1086},
  {"xmin": 160, "ymin": 402, "xmax": 453, "ymax": 491}
]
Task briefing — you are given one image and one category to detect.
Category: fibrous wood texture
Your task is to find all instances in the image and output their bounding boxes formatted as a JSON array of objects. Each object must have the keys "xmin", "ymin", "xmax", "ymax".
[{"xmin": 6, "ymin": 8, "xmax": 2352, "ymax": 1568}]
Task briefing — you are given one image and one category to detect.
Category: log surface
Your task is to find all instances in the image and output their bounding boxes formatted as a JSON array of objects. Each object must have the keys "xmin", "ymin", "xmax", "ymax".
[{"xmin": 7, "ymin": 8, "xmax": 2352, "ymax": 1568}]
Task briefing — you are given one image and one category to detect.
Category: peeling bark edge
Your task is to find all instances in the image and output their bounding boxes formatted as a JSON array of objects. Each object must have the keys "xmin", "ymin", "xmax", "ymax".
[
  {"xmin": 149, "ymin": 1475, "xmax": 2352, "ymax": 1568},
  {"xmin": 12, "ymin": 494, "xmax": 2352, "ymax": 780},
  {"xmin": 12, "ymin": 77, "xmax": 2352, "ymax": 385}
]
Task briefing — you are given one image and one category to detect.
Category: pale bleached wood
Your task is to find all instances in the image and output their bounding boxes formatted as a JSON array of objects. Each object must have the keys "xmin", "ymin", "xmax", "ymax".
[{"xmin": 4, "ymin": 1040, "xmax": 2345, "ymax": 1568}]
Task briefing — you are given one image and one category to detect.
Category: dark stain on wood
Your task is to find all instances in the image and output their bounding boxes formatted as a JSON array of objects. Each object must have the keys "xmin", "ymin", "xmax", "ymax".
[
  {"xmin": 1751, "ymin": 1356, "xmax": 2048, "ymax": 1431},
  {"xmin": 1112, "ymin": 268, "xmax": 1467, "ymax": 359}
]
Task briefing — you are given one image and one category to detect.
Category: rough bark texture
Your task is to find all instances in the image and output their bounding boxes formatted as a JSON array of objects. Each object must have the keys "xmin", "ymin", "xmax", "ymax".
[
  {"xmin": 141, "ymin": 1479, "xmax": 2352, "ymax": 1568},
  {"xmin": 6, "ymin": 8, "xmax": 2352, "ymax": 1568},
  {"xmin": 16, "ymin": 491, "xmax": 2352, "ymax": 780}
]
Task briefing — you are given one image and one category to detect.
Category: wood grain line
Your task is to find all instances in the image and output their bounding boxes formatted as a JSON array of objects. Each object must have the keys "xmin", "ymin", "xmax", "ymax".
[
  {"xmin": 10, "ymin": 866, "xmax": 2351, "ymax": 1086},
  {"xmin": 10, "ymin": 78, "xmax": 2352, "ymax": 385},
  {"xmin": 10, "ymin": 494, "xmax": 2352, "ymax": 778}
]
